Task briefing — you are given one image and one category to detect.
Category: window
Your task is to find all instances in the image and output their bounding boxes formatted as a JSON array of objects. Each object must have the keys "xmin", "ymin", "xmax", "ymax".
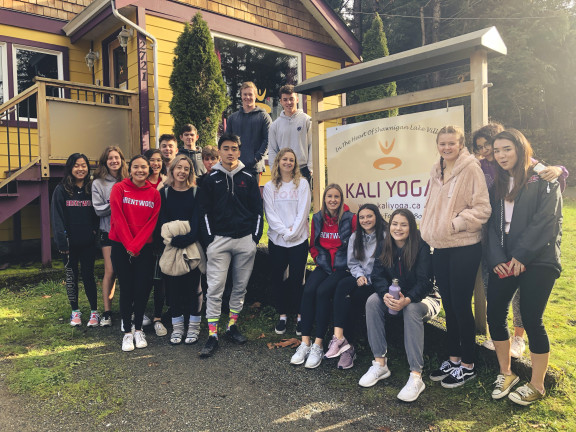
[
  {"xmin": 13, "ymin": 46, "xmax": 63, "ymax": 118},
  {"xmin": 214, "ymin": 35, "xmax": 300, "ymax": 121}
]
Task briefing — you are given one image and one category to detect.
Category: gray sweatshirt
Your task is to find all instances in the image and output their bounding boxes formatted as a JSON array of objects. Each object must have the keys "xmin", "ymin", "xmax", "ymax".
[
  {"xmin": 347, "ymin": 231, "xmax": 384, "ymax": 283},
  {"xmin": 91, "ymin": 174, "xmax": 117, "ymax": 232},
  {"xmin": 268, "ymin": 109, "xmax": 312, "ymax": 172}
]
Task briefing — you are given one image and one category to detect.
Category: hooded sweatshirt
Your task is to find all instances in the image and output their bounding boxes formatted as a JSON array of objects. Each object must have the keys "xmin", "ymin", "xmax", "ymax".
[
  {"xmin": 225, "ymin": 106, "xmax": 272, "ymax": 173},
  {"xmin": 51, "ymin": 184, "xmax": 98, "ymax": 251},
  {"xmin": 310, "ymin": 204, "xmax": 357, "ymax": 273},
  {"xmin": 198, "ymin": 160, "xmax": 263, "ymax": 243},
  {"xmin": 420, "ymin": 148, "xmax": 491, "ymax": 249},
  {"xmin": 109, "ymin": 177, "xmax": 161, "ymax": 256},
  {"xmin": 92, "ymin": 173, "xmax": 118, "ymax": 232},
  {"xmin": 268, "ymin": 109, "xmax": 313, "ymax": 172}
]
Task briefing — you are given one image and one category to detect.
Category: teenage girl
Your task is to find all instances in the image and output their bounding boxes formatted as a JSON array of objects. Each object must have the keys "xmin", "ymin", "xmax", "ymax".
[
  {"xmin": 144, "ymin": 148, "xmax": 168, "ymax": 336},
  {"xmin": 325, "ymin": 204, "xmax": 386, "ymax": 370},
  {"xmin": 420, "ymin": 125, "xmax": 491, "ymax": 388},
  {"xmin": 359, "ymin": 209, "xmax": 440, "ymax": 403},
  {"xmin": 109, "ymin": 155, "xmax": 161, "ymax": 352},
  {"xmin": 263, "ymin": 148, "xmax": 311, "ymax": 335},
  {"xmin": 472, "ymin": 123, "xmax": 567, "ymax": 357},
  {"xmin": 51, "ymin": 153, "xmax": 99, "ymax": 327},
  {"xmin": 290, "ymin": 184, "xmax": 356, "ymax": 369},
  {"xmin": 92, "ymin": 146, "xmax": 128, "ymax": 327},
  {"xmin": 159, "ymin": 155, "xmax": 203, "ymax": 345},
  {"xmin": 486, "ymin": 129, "xmax": 562, "ymax": 405}
]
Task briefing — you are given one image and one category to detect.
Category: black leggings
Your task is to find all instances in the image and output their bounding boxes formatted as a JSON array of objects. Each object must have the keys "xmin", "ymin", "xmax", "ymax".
[
  {"xmin": 111, "ymin": 242, "xmax": 154, "ymax": 332},
  {"xmin": 299, "ymin": 267, "xmax": 348, "ymax": 339},
  {"xmin": 487, "ymin": 266, "xmax": 556, "ymax": 354},
  {"xmin": 165, "ymin": 269, "xmax": 202, "ymax": 318},
  {"xmin": 433, "ymin": 243, "xmax": 482, "ymax": 364},
  {"xmin": 63, "ymin": 244, "xmax": 97, "ymax": 311},
  {"xmin": 333, "ymin": 275, "xmax": 374, "ymax": 343},
  {"xmin": 268, "ymin": 239, "xmax": 308, "ymax": 315}
]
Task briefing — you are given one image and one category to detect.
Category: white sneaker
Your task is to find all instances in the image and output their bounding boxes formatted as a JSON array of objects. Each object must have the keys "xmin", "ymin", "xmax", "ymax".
[
  {"xmin": 483, "ymin": 339, "xmax": 495, "ymax": 350},
  {"xmin": 290, "ymin": 342, "xmax": 311, "ymax": 365},
  {"xmin": 359, "ymin": 360, "xmax": 391, "ymax": 387},
  {"xmin": 304, "ymin": 343, "xmax": 324, "ymax": 369},
  {"xmin": 134, "ymin": 330, "xmax": 148, "ymax": 349},
  {"xmin": 153, "ymin": 321, "xmax": 167, "ymax": 337},
  {"xmin": 122, "ymin": 333, "xmax": 134, "ymax": 352},
  {"xmin": 142, "ymin": 314, "xmax": 152, "ymax": 326},
  {"xmin": 100, "ymin": 315, "xmax": 112, "ymax": 327},
  {"xmin": 121, "ymin": 321, "xmax": 135, "ymax": 333},
  {"xmin": 510, "ymin": 336, "xmax": 526, "ymax": 358},
  {"xmin": 397, "ymin": 373, "xmax": 426, "ymax": 402}
]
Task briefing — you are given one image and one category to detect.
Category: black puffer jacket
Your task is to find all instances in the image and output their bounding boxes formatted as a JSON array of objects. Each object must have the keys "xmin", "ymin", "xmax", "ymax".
[{"xmin": 486, "ymin": 175, "xmax": 562, "ymax": 277}]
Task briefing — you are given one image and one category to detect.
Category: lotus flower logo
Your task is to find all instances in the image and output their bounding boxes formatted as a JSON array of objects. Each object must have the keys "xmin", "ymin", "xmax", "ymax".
[
  {"xmin": 373, "ymin": 139, "xmax": 402, "ymax": 170},
  {"xmin": 255, "ymin": 88, "xmax": 271, "ymax": 114}
]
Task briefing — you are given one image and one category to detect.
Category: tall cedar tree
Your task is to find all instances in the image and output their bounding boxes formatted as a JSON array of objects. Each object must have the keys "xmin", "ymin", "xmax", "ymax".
[
  {"xmin": 349, "ymin": 13, "xmax": 398, "ymax": 122},
  {"xmin": 169, "ymin": 13, "xmax": 229, "ymax": 147}
]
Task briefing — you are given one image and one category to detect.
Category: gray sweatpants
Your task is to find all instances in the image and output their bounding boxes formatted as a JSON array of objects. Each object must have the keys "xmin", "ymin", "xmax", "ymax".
[
  {"xmin": 205, "ymin": 234, "xmax": 257, "ymax": 319},
  {"xmin": 366, "ymin": 292, "xmax": 440, "ymax": 373}
]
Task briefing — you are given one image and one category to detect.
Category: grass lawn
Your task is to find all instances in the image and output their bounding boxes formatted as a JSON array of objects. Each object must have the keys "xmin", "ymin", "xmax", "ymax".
[{"xmin": 0, "ymin": 201, "xmax": 575, "ymax": 430}]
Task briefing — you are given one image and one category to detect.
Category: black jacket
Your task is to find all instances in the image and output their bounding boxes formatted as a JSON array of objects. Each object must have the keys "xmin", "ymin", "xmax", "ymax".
[
  {"xmin": 50, "ymin": 184, "xmax": 98, "ymax": 251},
  {"xmin": 486, "ymin": 175, "xmax": 562, "ymax": 277},
  {"xmin": 371, "ymin": 237, "xmax": 435, "ymax": 303},
  {"xmin": 198, "ymin": 161, "xmax": 263, "ymax": 244}
]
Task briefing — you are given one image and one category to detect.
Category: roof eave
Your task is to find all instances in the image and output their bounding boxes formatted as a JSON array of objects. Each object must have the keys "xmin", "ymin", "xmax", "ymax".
[{"xmin": 62, "ymin": 0, "xmax": 111, "ymax": 37}]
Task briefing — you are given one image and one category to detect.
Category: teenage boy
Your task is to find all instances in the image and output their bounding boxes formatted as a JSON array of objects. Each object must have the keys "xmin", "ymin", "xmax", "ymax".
[
  {"xmin": 159, "ymin": 134, "xmax": 177, "ymax": 167},
  {"xmin": 268, "ymin": 85, "xmax": 313, "ymax": 184},
  {"xmin": 225, "ymin": 81, "xmax": 272, "ymax": 178},
  {"xmin": 178, "ymin": 124, "xmax": 206, "ymax": 176},
  {"xmin": 196, "ymin": 145, "xmax": 219, "ymax": 188},
  {"xmin": 198, "ymin": 133, "xmax": 263, "ymax": 357}
]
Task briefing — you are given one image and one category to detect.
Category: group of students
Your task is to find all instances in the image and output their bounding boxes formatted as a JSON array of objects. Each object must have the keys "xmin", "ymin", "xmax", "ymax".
[{"xmin": 51, "ymin": 119, "xmax": 563, "ymax": 407}]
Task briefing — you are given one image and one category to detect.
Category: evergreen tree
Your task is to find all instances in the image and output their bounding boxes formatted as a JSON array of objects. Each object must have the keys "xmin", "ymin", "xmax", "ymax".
[
  {"xmin": 349, "ymin": 13, "xmax": 398, "ymax": 122},
  {"xmin": 169, "ymin": 12, "xmax": 229, "ymax": 147}
]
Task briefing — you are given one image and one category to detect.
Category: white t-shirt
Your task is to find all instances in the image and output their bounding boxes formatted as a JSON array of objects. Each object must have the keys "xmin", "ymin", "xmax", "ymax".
[{"xmin": 504, "ymin": 176, "xmax": 515, "ymax": 234}]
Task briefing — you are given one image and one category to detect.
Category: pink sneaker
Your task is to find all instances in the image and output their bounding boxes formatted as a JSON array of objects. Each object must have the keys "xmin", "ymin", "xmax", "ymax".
[
  {"xmin": 70, "ymin": 311, "xmax": 82, "ymax": 326},
  {"xmin": 324, "ymin": 335, "xmax": 350, "ymax": 359},
  {"xmin": 87, "ymin": 311, "xmax": 100, "ymax": 327}
]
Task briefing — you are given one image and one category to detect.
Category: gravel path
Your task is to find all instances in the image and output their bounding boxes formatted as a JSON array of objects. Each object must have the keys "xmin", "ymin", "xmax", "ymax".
[{"xmin": 0, "ymin": 325, "xmax": 431, "ymax": 432}]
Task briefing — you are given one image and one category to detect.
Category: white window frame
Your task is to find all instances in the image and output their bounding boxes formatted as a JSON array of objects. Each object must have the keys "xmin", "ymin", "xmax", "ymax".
[
  {"xmin": 211, "ymin": 32, "xmax": 303, "ymax": 104},
  {"xmin": 0, "ymin": 42, "xmax": 8, "ymax": 105}
]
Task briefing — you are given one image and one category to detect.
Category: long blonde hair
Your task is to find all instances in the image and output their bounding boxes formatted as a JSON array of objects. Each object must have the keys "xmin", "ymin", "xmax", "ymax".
[
  {"xmin": 164, "ymin": 155, "xmax": 196, "ymax": 188},
  {"xmin": 271, "ymin": 148, "xmax": 301, "ymax": 189},
  {"xmin": 436, "ymin": 125, "xmax": 465, "ymax": 180},
  {"xmin": 321, "ymin": 183, "xmax": 345, "ymax": 222}
]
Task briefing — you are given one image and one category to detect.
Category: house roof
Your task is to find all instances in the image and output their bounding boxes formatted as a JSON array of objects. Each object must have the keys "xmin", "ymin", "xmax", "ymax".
[
  {"xmin": 295, "ymin": 26, "xmax": 507, "ymax": 97},
  {"xmin": 63, "ymin": 0, "xmax": 361, "ymax": 62}
]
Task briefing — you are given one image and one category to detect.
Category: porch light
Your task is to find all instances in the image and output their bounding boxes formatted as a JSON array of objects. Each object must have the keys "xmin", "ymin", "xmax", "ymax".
[
  {"xmin": 85, "ymin": 49, "xmax": 99, "ymax": 70},
  {"xmin": 117, "ymin": 26, "xmax": 134, "ymax": 52}
]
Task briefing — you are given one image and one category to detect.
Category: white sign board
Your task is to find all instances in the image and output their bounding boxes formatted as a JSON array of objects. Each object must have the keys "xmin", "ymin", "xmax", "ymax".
[{"xmin": 327, "ymin": 106, "xmax": 465, "ymax": 221}]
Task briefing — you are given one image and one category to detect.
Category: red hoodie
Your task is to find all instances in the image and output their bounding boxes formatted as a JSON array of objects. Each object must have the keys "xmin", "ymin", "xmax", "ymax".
[
  {"xmin": 310, "ymin": 204, "xmax": 357, "ymax": 270},
  {"xmin": 109, "ymin": 178, "xmax": 161, "ymax": 256}
]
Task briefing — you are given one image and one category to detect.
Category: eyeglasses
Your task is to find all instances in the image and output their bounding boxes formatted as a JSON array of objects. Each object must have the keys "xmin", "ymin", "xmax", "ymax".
[{"xmin": 476, "ymin": 143, "xmax": 492, "ymax": 151}]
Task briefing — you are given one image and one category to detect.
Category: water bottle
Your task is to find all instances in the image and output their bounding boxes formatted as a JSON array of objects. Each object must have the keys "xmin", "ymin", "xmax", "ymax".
[{"xmin": 388, "ymin": 278, "xmax": 401, "ymax": 315}]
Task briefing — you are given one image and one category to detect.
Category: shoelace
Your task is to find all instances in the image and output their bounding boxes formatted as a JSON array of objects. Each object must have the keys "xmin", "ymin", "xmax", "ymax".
[
  {"xmin": 440, "ymin": 360, "xmax": 453, "ymax": 371},
  {"xmin": 494, "ymin": 375, "xmax": 506, "ymax": 388},
  {"xmin": 450, "ymin": 366, "xmax": 464, "ymax": 379},
  {"xmin": 515, "ymin": 385, "xmax": 534, "ymax": 398}
]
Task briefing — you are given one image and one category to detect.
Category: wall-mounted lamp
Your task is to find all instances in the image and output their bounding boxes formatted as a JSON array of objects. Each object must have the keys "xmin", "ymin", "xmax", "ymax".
[
  {"xmin": 117, "ymin": 26, "xmax": 134, "ymax": 52},
  {"xmin": 85, "ymin": 49, "xmax": 100, "ymax": 70}
]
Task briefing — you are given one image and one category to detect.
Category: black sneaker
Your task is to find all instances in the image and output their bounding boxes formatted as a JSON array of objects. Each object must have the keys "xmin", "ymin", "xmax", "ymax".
[
  {"xmin": 225, "ymin": 324, "xmax": 247, "ymax": 344},
  {"xmin": 429, "ymin": 360, "xmax": 460, "ymax": 382},
  {"xmin": 441, "ymin": 366, "xmax": 477, "ymax": 388},
  {"xmin": 295, "ymin": 320, "xmax": 302, "ymax": 336},
  {"xmin": 275, "ymin": 319, "xmax": 287, "ymax": 335},
  {"xmin": 199, "ymin": 336, "xmax": 219, "ymax": 358}
]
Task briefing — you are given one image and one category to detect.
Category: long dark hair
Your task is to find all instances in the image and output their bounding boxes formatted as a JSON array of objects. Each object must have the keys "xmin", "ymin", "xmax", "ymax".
[
  {"xmin": 493, "ymin": 128, "xmax": 534, "ymax": 202},
  {"xmin": 93, "ymin": 146, "xmax": 128, "ymax": 181},
  {"xmin": 380, "ymin": 208, "xmax": 420, "ymax": 271},
  {"xmin": 353, "ymin": 203, "xmax": 386, "ymax": 262},
  {"xmin": 471, "ymin": 122, "xmax": 504, "ymax": 153},
  {"xmin": 61, "ymin": 153, "xmax": 91, "ymax": 196}
]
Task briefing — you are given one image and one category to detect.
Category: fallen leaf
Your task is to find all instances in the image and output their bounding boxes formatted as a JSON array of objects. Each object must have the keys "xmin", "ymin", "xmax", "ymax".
[
  {"xmin": 270, "ymin": 338, "xmax": 301, "ymax": 349},
  {"xmin": 376, "ymin": 427, "xmax": 391, "ymax": 432},
  {"xmin": 257, "ymin": 333, "xmax": 266, "ymax": 339},
  {"xmin": 250, "ymin": 302, "xmax": 261, "ymax": 309},
  {"xmin": 148, "ymin": 362, "xmax": 159, "ymax": 367},
  {"xmin": 267, "ymin": 342, "xmax": 275, "ymax": 350},
  {"xmin": 42, "ymin": 295, "xmax": 52, "ymax": 298}
]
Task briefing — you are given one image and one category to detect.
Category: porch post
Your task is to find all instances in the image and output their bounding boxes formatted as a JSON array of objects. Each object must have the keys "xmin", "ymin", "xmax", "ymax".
[
  {"xmin": 311, "ymin": 90, "xmax": 325, "ymax": 211},
  {"xmin": 470, "ymin": 48, "xmax": 489, "ymax": 334},
  {"xmin": 40, "ymin": 179, "xmax": 52, "ymax": 267}
]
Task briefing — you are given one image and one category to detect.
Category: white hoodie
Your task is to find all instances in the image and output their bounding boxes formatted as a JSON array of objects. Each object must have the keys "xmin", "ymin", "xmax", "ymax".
[{"xmin": 268, "ymin": 109, "xmax": 312, "ymax": 172}]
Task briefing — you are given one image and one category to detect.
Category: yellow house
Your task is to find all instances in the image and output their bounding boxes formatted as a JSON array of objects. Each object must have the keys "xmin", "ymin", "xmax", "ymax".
[{"xmin": 0, "ymin": 0, "xmax": 361, "ymax": 265}]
